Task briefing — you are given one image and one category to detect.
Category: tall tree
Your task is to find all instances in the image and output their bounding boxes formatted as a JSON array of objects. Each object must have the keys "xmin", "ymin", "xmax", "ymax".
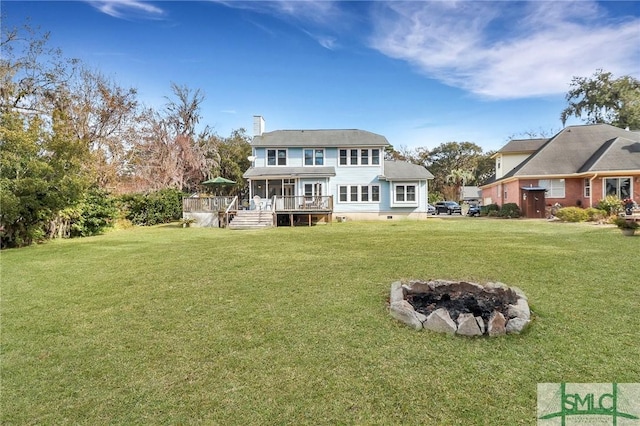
[
  {"xmin": 132, "ymin": 83, "xmax": 219, "ymax": 192},
  {"xmin": 45, "ymin": 67, "xmax": 141, "ymax": 189},
  {"xmin": 474, "ymin": 151, "xmax": 496, "ymax": 186},
  {"xmin": 561, "ymin": 69, "xmax": 640, "ymax": 129},
  {"xmin": 212, "ymin": 129, "xmax": 251, "ymax": 196},
  {"xmin": 1, "ymin": 22, "xmax": 77, "ymax": 115},
  {"xmin": 1, "ymin": 23, "xmax": 94, "ymax": 246},
  {"xmin": 417, "ymin": 141, "xmax": 485, "ymax": 197},
  {"xmin": 445, "ymin": 169, "xmax": 475, "ymax": 201}
]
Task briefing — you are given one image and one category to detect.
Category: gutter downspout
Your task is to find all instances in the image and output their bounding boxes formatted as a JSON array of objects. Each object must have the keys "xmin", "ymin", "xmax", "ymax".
[{"xmin": 589, "ymin": 173, "xmax": 598, "ymax": 208}]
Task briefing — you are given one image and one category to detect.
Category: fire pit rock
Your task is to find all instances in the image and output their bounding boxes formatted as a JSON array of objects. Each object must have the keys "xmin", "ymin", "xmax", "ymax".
[{"xmin": 389, "ymin": 280, "xmax": 530, "ymax": 337}]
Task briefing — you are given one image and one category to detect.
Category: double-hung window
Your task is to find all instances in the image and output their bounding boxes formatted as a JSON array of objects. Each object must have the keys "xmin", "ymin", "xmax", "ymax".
[
  {"xmin": 304, "ymin": 149, "xmax": 324, "ymax": 166},
  {"xmin": 371, "ymin": 149, "xmax": 380, "ymax": 165},
  {"xmin": 338, "ymin": 148, "xmax": 381, "ymax": 166},
  {"xmin": 395, "ymin": 184, "xmax": 416, "ymax": 203},
  {"xmin": 267, "ymin": 149, "xmax": 287, "ymax": 166},
  {"xmin": 339, "ymin": 149, "xmax": 348, "ymax": 165},
  {"xmin": 584, "ymin": 178, "xmax": 591, "ymax": 197},
  {"xmin": 338, "ymin": 185, "xmax": 381, "ymax": 203},
  {"xmin": 350, "ymin": 149, "xmax": 359, "ymax": 165},
  {"xmin": 539, "ymin": 179, "xmax": 565, "ymax": 198}
]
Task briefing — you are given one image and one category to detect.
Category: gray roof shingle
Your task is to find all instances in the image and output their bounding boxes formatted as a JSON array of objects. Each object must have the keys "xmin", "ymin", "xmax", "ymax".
[
  {"xmin": 497, "ymin": 138, "xmax": 548, "ymax": 154},
  {"xmin": 382, "ymin": 160, "xmax": 434, "ymax": 180},
  {"xmin": 252, "ymin": 129, "xmax": 389, "ymax": 147},
  {"xmin": 243, "ymin": 166, "xmax": 336, "ymax": 179},
  {"xmin": 502, "ymin": 124, "xmax": 640, "ymax": 179}
]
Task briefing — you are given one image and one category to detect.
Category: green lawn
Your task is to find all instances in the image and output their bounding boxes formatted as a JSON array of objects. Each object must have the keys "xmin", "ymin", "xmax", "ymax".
[{"xmin": 1, "ymin": 219, "xmax": 638, "ymax": 425}]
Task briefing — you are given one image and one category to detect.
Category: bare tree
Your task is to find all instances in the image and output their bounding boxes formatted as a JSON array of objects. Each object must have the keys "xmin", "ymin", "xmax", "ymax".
[
  {"xmin": 1, "ymin": 21, "xmax": 78, "ymax": 114},
  {"xmin": 132, "ymin": 84, "xmax": 219, "ymax": 192}
]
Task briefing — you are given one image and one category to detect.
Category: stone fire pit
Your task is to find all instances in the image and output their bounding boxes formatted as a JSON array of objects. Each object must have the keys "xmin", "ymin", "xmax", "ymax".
[{"xmin": 389, "ymin": 280, "xmax": 530, "ymax": 336}]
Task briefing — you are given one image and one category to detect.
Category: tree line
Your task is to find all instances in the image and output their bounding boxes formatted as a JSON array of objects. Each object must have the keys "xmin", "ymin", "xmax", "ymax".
[
  {"xmin": 1, "ymin": 23, "xmax": 251, "ymax": 247},
  {"xmin": 2, "ymin": 20, "xmax": 638, "ymax": 248}
]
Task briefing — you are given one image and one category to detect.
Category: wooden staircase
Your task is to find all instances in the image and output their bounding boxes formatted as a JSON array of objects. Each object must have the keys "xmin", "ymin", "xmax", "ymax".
[{"xmin": 228, "ymin": 210, "xmax": 273, "ymax": 230}]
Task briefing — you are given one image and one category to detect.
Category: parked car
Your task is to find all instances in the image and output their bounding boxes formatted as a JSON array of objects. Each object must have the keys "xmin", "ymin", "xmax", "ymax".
[
  {"xmin": 434, "ymin": 201, "xmax": 462, "ymax": 215},
  {"xmin": 467, "ymin": 204, "xmax": 481, "ymax": 217},
  {"xmin": 427, "ymin": 203, "xmax": 436, "ymax": 215}
]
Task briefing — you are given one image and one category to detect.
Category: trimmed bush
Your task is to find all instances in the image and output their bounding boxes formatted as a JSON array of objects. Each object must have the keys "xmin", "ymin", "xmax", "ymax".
[
  {"xmin": 481, "ymin": 204, "xmax": 499, "ymax": 217},
  {"xmin": 555, "ymin": 207, "xmax": 588, "ymax": 222},
  {"xmin": 585, "ymin": 208, "xmax": 606, "ymax": 222},
  {"xmin": 498, "ymin": 203, "xmax": 521, "ymax": 218}
]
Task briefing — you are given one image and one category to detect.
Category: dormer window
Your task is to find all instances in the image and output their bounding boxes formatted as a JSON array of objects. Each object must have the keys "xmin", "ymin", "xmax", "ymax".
[{"xmin": 267, "ymin": 149, "xmax": 287, "ymax": 166}]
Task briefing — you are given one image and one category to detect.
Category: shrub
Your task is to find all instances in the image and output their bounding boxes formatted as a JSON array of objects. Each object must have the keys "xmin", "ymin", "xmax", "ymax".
[
  {"xmin": 481, "ymin": 204, "xmax": 499, "ymax": 216},
  {"xmin": 555, "ymin": 207, "xmax": 588, "ymax": 222},
  {"xmin": 71, "ymin": 190, "xmax": 118, "ymax": 237},
  {"xmin": 596, "ymin": 196, "xmax": 623, "ymax": 216},
  {"xmin": 49, "ymin": 190, "xmax": 118, "ymax": 238},
  {"xmin": 585, "ymin": 208, "xmax": 606, "ymax": 222},
  {"xmin": 498, "ymin": 203, "xmax": 521, "ymax": 218},
  {"xmin": 614, "ymin": 217, "xmax": 639, "ymax": 229},
  {"xmin": 118, "ymin": 188, "xmax": 184, "ymax": 226}
]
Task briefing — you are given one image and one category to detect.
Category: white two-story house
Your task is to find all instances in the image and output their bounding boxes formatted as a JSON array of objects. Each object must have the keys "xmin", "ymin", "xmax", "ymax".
[{"xmin": 243, "ymin": 116, "xmax": 433, "ymax": 224}]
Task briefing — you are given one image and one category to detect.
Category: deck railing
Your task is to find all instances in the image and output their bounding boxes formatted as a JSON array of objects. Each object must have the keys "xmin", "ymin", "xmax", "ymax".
[
  {"xmin": 223, "ymin": 196, "xmax": 239, "ymax": 227},
  {"xmin": 275, "ymin": 196, "xmax": 333, "ymax": 212},
  {"xmin": 182, "ymin": 196, "xmax": 236, "ymax": 212}
]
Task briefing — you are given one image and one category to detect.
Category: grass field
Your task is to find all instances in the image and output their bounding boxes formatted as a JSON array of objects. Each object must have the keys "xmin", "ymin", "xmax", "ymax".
[{"xmin": 1, "ymin": 219, "xmax": 639, "ymax": 424}]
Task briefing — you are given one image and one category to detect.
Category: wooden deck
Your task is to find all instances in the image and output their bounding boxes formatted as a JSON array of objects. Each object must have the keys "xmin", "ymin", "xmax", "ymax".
[{"xmin": 183, "ymin": 196, "xmax": 334, "ymax": 227}]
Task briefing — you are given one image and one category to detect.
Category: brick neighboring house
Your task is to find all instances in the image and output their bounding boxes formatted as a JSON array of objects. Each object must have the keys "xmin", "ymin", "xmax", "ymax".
[{"xmin": 480, "ymin": 124, "xmax": 640, "ymax": 218}]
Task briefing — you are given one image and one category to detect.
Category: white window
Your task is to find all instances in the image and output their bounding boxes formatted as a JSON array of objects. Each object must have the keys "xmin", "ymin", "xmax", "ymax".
[
  {"xmin": 350, "ymin": 149, "xmax": 358, "ymax": 165},
  {"xmin": 539, "ymin": 179, "xmax": 565, "ymax": 198},
  {"xmin": 604, "ymin": 177, "xmax": 631, "ymax": 199},
  {"xmin": 339, "ymin": 186, "xmax": 348, "ymax": 202},
  {"xmin": 350, "ymin": 186, "xmax": 358, "ymax": 202},
  {"xmin": 304, "ymin": 149, "xmax": 324, "ymax": 166},
  {"xmin": 337, "ymin": 185, "xmax": 380, "ymax": 203},
  {"xmin": 338, "ymin": 148, "xmax": 381, "ymax": 166},
  {"xmin": 371, "ymin": 149, "xmax": 380, "ymax": 165},
  {"xmin": 304, "ymin": 183, "xmax": 323, "ymax": 197},
  {"xmin": 394, "ymin": 184, "xmax": 417, "ymax": 203},
  {"xmin": 584, "ymin": 178, "xmax": 591, "ymax": 198},
  {"xmin": 339, "ymin": 149, "xmax": 348, "ymax": 165},
  {"xmin": 267, "ymin": 149, "xmax": 287, "ymax": 166},
  {"xmin": 371, "ymin": 186, "xmax": 380, "ymax": 202}
]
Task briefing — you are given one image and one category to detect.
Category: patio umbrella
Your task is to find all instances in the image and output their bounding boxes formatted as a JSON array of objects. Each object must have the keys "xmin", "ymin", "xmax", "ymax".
[
  {"xmin": 202, "ymin": 177, "xmax": 236, "ymax": 185},
  {"xmin": 201, "ymin": 176, "xmax": 236, "ymax": 195}
]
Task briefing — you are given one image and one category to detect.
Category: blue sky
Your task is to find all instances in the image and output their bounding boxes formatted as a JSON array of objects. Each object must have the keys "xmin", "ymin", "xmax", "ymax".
[{"xmin": 3, "ymin": 0, "xmax": 639, "ymax": 151}]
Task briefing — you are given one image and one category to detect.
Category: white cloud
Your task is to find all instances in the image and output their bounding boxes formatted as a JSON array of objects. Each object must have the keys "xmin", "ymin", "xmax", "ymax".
[
  {"xmin": 87, "ymin": 0, "xmax": 165, "ymax": 20},
  {"xmin": 211, "ymin": 0, "xmax": 347, "ymax": 49},
  {"xmin": 369, "ymin": 1, "xmax": 640, "ymax": 99}
]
